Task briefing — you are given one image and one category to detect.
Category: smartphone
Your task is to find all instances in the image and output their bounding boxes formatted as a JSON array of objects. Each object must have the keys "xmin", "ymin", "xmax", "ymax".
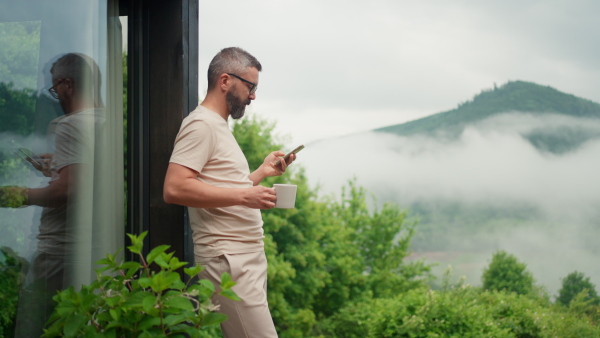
[
  {"xmin": 274, "ymin": 145, "xmax": 304, "ymax": 166},
  {"xmin": 14, "ymin": 148, "xmax": 42, "ymax": 167}
]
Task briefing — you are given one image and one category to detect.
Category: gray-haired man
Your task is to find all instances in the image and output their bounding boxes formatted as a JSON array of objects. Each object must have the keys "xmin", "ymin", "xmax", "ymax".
[{"xmin": 164, "ymin": 47, "xmax": 295, "ymax": 337}]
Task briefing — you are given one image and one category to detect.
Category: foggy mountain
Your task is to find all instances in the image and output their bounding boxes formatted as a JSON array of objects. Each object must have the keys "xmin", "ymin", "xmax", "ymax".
[
  {"xmin": 301, "ymin": 81, "xmax": 600, "ymax": 294},
  {"xmin": 376, "ymin": 81, "xmax": 600, "ymax": 154}
]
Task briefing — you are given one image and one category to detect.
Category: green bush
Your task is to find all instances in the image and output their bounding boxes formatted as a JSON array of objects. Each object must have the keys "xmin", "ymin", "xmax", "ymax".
[
  {"xmin": 43, "ymin": 231, "xmax": 238, "ymax": 337},
  {"xmin": 0, "ymin": 246, "xmax": 27, "ymax": 337},
  {"xmin": 320, "ymin": 268, "xmax": 600, "ymax": 338},
  {"xmin": 320, "ymin": 286, "xmax": 512, "ymax": 337},
  {"xmin": 557, "ymin": 271, "xmax": 599, "ymax": 306},
  {"xmin": 482, "ymin": 251, "xmax": 534, "ymax": 295}
]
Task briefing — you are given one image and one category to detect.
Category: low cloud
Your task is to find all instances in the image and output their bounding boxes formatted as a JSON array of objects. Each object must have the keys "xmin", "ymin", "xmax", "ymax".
[{"xmin": 302, "ymin": 112, "xmax": 600, "ymax": 293}]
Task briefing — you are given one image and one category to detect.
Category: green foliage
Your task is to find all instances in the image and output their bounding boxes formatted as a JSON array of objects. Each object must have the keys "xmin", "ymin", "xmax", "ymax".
[
  {"xmin": 231, "ymin": 114, "xmax": 283, "ymax": 175},
  {"xmin": 565, "ymin": 289, "xmax": 600, "ymax": 326},
  {"xmin": 322, "ymin": 272, "xmax": 600, "ymax": 338},
  {"xmin": 0, "ymin": 21, "xmax": 41, "ymax": 90},
  {"xmin": 0, "ymin": 21, "xmax": 40, "ymax": 137},
  {"xmin": 43, "ymin": 231, "xmax": 239, "ymax": 337},
  {"xmin": 320, "ymin": 283, "xmax": 511, "ymax": 337},
  {"xmin": 233, "ymin": 116, "xmax": 431, "ymax": 337},
  {"xmin": 482, "ymin": 250, "xmax": 534, "ymax": 296},
  {"xmin": 0, "ymin": 246, "xmax": 27, "ymax": 337},
  {"xmin": 0, "ymin": 185, "xmax": 28, "ymax": 207},
  {"xmin": 0, "ymin": 156, "xmax": 32, "ymax": 253},
  {"xmin": 232, "ymin": 115, "xmax": 598, "ymax": 337},
  {"xmin": 478, "ymin": 289, "xmax": 600, "ymax": 337},
  {"xmin": 0, "ymin": 82, "xmax": 37, "ymax": 136},
  {"xmin": 557, "ymin": 271, "xmax": 599, "ymax": 306}
]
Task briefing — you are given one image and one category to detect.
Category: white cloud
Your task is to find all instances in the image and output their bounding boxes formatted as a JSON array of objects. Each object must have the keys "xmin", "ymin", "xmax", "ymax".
[{"xmin": 300, "ymin": 113, "xmax": 600, "ymax": 292}]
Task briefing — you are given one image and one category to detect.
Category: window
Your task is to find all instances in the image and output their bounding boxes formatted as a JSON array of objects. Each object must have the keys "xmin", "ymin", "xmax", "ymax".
[{"xmin": 0, "ymin": 1, "xmax": 124, "ymax": 335}]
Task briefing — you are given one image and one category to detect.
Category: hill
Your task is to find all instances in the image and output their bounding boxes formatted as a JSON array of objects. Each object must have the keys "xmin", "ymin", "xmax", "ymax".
[
  {"xmin": 301, "ymin": 81, "xmax": 600, "ymax": 292},
  {"xmin": 374, "ymin": 81, "xmax": 600, "ymax": 154}
]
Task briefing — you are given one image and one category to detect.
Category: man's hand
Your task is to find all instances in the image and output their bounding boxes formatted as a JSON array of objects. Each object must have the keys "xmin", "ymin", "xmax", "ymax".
[
  {"xmin": 241, "ymin": 185, "xmax": 277, "ymax": 209},
  {"xmin": 37, "ymin": 153, "xmax": 53, "ymax": 177},
  {"xmin": 0, "ymin": 186, "xmax": 28, "ymax": 208},
  {"xmin": 29, "ymin": 153, "xmax": 53, "ymax": 177},
  {"xmin": 250, "ymin": 151, "xmax": 297, "ymax": 186}
]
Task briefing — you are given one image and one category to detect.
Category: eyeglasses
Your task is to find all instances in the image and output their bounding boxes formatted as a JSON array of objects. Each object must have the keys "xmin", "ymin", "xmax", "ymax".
[
  {"xmin": 48, "ymin": 78, "xmax": 66, "ymax": 99},
  {"xmin": 227, "ymin": 73, "xmax": 257, "ymax": 94}
]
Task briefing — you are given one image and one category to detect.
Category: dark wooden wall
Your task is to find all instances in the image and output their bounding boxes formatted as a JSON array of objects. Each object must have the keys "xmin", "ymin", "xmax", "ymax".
[{"xmin": 125, "ymin": 0, "xmax": 198, "ymax": 263}]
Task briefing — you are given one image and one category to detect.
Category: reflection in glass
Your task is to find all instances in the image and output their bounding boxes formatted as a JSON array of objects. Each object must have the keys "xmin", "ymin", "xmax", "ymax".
[{"xmin": 0, "ymin": 1, "xmax": 124, "ymax": 336}]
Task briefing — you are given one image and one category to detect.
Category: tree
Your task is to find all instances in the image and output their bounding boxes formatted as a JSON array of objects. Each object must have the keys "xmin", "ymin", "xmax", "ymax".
[
  {"xmin": 557, "ymin": 271, "xmax": 599, "ymax": 306},
  {"xmin": 232, "ymin": 115, "xmax": 430, "ymax": 337},
  {"xmin": 482, "ymin": 250, "xmax": 534, "ymax": 295},
  {"xmin": 0, "ymin": 82, "xmax": 37, "ymax": 136}
]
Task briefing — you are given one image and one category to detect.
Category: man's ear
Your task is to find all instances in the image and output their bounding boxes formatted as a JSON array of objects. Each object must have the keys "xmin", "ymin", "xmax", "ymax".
[
  {"xmin": 219, "ymin": 73, "xmax": 230, "ymax": 92},
  {"xmin": 64, "ymin": 78, "xmax": 75, "ymax": 94}
]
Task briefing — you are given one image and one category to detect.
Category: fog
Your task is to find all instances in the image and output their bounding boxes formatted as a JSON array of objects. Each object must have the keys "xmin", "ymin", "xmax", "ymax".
[{"xmin": 301, "ymin": 112, "xmax": 600, "ymax": 294}]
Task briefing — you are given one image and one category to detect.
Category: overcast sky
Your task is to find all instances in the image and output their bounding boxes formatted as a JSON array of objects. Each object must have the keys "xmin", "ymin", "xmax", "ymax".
[{"xmin": 199, "ymin": 0, "xmax": 600, "ymax": 146}]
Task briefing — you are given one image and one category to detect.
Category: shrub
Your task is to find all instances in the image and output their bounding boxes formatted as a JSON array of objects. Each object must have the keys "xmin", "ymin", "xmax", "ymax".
[
  {"xmin": 482, "ymin": 250, "xmax": 534, "ymax": 295},
  {"xmin": 320, "ymin": 281, "xmax": 512, "ymax": 337},
  {"xmin": 0, "ymin": 246, "xmax": 27, "ymax": 337},
  {"xmin": 557, "ymin": 271, "xmax": 599, "ymax": 306},
  {"xmin": 43, "ymin": 231, "xmax": 238, "ymax": 337}
]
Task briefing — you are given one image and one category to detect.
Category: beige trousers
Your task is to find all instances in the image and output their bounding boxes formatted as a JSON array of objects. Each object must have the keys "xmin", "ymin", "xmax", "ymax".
[{"xmin": 197, "ymin": 251, "xmax": 278, "ymax": 338}]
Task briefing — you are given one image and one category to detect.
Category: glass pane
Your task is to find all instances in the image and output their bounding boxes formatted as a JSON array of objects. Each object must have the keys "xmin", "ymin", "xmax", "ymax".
[{"xmin": 0, "ymin": 1, "xmax": 124, "ymax": 336}]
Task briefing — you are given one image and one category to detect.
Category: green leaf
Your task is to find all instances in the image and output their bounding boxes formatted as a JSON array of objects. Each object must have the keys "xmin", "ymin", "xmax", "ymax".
[
  {"xmin": 198, "ymin": 279, "xmax": 215, "ymax": 292},
  {"xmin": 163, "ymin": 313, "xmax": 192, "ymax": 327},
  {"xmin": 154, "ymin": 251, "xmax": 174, "ymax": 269},
  {"xmin": 173, "ymin": 325, "xmax": 203, "ymax": 338},
  {"xmin": 220, "ymin": 289, "xmax": 241, "ymax": 301},
  {"xmin": 164, "ymin": 295, "xmax": 194, "ymax": 312},
  {"xmin": 168, "ymin": 256, "xmax": 189, "ymax": 271},
  {"xmin": 120, "ymin": 261, "xmax": 142, "ymax": 278},
  {"xmin": 109, "ymin": 308, "xmax": 120, "ymax": 321},
  {"xmin": 122, "ymin": 290, "xmax": 151, "ymax": 309},
  {"xmin": 184, "ymin": 264, "xmax": 204, "ymax": 277},
  {"xmin": 127, "ymin": 231, "xmax": 147, "ymax": 254},
  {"xmin": 96, "ymin": 311, "xmax": 113, "ymax": 324},
  {"xmin": 220, "ymin": 272, "xmax": 236, "ymax": 290},
  {"xmin": 142, "ymin": 294, "xmax": 159, "ymax": 316},
  {"xmin": 138, "ymin": 277, "xmax": 152, "ymax": 289},
  {"xmin": 138, "ymin": 327, "xmax": 163, "ymax": 337},
  {"xmin": 55, "ymin": 301, "xmax": 78, "ymax": 317},
  {"xmin": 201, "ymin": 312, "xmax": 228, "ymax": 327},
  {"xmin": 105, "ymin": 295, "xmax": 122, "ymax": 307},
  {"xmin": 149, "ymin": 271, "xmax": 181, "ymax": 293},
  {"xmin": 63, "ymin": 313, "xmax": 87, "ymax": 337},
  {"xmin": 146, "ymin": 244, "xmax": 170, "ymax": 264}
]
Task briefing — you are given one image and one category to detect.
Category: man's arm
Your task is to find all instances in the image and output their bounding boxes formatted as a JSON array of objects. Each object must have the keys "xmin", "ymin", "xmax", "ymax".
[
  {"xmin": 163, "ymin": 163, "xmax": 277, "ymax": 209},
  {"xmin": 248, "ymin": 151, "xmax": 296, "ymax": 186},
  {"xmin": 27, "ymin": 164, "xmax": 80, "ymax": 208}
]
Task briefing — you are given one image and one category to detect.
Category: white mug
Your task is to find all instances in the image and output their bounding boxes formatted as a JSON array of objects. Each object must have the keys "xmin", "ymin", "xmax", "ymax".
[{"xmin": 273, "ymin": 184, "xmax": 297, "ymax": 209}]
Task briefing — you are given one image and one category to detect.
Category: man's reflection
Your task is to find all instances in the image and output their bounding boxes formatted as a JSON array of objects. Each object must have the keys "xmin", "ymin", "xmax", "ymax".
[{"xmin": 0, "ymin": 52, "xmax": 104, "ymax": 336}]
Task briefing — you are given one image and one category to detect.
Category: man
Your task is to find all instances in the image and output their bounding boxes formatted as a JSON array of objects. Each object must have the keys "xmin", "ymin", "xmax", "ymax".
[
  {"xmin": 0, "ymin": 52, "xmax": 106, "ymax": 336},
  {"xmin": 164, "ymin": 47, "xmax": 294, "ymax": 337}
]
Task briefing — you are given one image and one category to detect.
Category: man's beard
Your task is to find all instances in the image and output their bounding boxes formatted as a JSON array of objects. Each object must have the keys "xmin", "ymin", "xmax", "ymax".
[{"xmin": 226, "ymin": 89, "xmax": 250, "ymax": 120}]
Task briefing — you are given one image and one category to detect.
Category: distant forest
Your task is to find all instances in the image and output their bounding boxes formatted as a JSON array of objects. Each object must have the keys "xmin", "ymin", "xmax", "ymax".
[{"xmin": 376, "ymin": 81, "xmax": 600, "ymax": 154}]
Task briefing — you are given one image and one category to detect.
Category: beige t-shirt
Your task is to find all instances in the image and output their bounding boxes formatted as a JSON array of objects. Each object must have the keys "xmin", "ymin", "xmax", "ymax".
[
  {"xmin": 38, "ymin": 108, "xmax": 105, "ymax": 255},
  {"xmin": 169, "ymin": 105, "xmax": 264, "ymax": 257}
]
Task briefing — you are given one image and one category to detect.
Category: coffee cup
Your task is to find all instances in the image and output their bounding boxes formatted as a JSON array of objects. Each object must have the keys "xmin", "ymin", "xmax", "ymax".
[{"xmin": 273, "ymin": 184, "xmax": 297, "ymax": 209}]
